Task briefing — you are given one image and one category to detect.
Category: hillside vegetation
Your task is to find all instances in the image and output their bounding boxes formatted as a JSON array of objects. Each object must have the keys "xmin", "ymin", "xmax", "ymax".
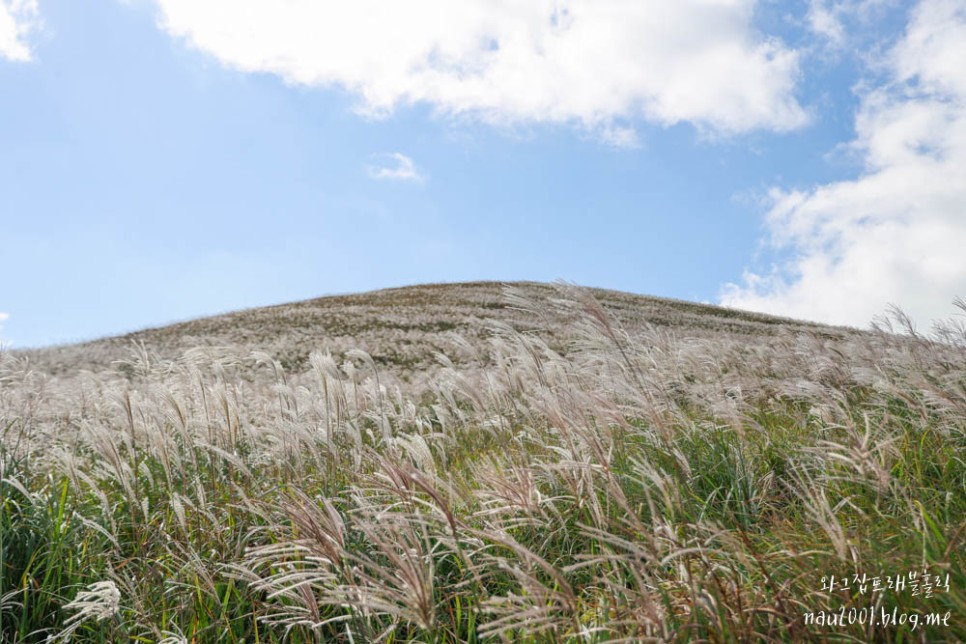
[
  {"xmin": 1, "ymin": 282, "xmax": 963, "ymax": 642},
  {"xmin": 19, "ymin": 281, "xmax": 836, "ymax": 378}
]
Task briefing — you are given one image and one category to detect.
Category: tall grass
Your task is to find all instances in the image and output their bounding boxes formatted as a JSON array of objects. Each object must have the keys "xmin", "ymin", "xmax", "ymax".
[{"xmin": 1, "ymin": 284, "xmax": 963, "ymax": 642}]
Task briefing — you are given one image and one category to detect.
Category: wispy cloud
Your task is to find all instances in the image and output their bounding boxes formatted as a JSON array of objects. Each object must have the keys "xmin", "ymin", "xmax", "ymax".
[
  {"xmin": 149, "ymin": 1, "xmax": 807, "ymax": 141},
  {"xmin": 805, "ymin": 0, "xmax": 899, "ymax": 50},
  {"xmin": 806, "ymin": 0, "xmax": 848, "ymax": 46},
  {"xmin": 367, "ymin": 153, "xmax": 425, "ymax": 183},
  {"xmin": 0, "ymin": 0, "xmax": 40, "ymax": 62},
  {"xmin": 723, "ymin": 0, "xmax": 966, "ymax": 329},
  {"xmin": 0, "ymin": 312, "xmax": 9, "ymax": 344}
]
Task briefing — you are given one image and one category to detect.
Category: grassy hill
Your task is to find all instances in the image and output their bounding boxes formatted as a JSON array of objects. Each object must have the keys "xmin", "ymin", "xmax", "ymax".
[
  {"xmin": 21, "ymin": 281, "xmax": 846, "ymax": 377},
  {"xmin": 2, "ymin": 282, "xmax": 963, "ymax": 642}
]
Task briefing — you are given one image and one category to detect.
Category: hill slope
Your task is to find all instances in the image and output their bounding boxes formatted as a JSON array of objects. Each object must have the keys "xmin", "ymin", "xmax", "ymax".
[{"xmin": 20, "ymin": 280, "xmax": 851, "ymax": 377}]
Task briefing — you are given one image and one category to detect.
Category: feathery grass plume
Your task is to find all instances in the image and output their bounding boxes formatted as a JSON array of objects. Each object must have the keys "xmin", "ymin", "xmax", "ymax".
[
  {"xmin": 51, "ymin": 580, "xmax": 120, "ymax": 642},
  {"xmin": 157, "ymin": 630, "xmax": 189, "ymax": 644},
  {"xmin": 341, "ymin": 506, "xmax": 439, "ymax": 631},
  {"xmin": 471, "ymin": 458, "xmax": 551, "ymax": 527},
  {"xmin": 474, "ymin": 525, "xmax": 581, "ymax": 640}
]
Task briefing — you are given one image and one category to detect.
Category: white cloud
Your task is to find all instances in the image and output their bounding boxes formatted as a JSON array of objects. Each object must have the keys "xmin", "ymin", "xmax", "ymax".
[
  {"xmin": 0, "ymin": 0, "xmax": 39, "ymax": 62},
  {"xmin": 597, "ymin": 123, "xmax": 641, "ymax": 149},
  {"xmin": 805, "ymin": 1, "xmax": 899, "ymax": 52},
  {"xmin": 0, "ymin": 312, "xmax": 8, "ymax": 343},
  {"xmin": 368, "ymin": 152, "xmax": 425, "ymax": 182},
  {"xmin": 149, "ymin": 0, "xmax": 807, "ymax": 138},
  {"xmin": 723, "ymin": 0, "xmax": 966, "ymax": 329},
  {"xmin": 807, "ymin": 1, "xmax": 848, "ymax": 46}
]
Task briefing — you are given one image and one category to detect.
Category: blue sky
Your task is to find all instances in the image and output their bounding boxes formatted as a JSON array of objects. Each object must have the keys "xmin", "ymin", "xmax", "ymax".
[{"xmin": 2, "ymin": 0, "xmax": 965, "ymax": 347}]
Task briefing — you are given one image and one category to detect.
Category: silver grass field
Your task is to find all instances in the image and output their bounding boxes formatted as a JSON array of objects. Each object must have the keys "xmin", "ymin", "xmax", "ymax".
[{"xmin": 1, "ymin": 282, "xmax": 964, "ymax": 642}]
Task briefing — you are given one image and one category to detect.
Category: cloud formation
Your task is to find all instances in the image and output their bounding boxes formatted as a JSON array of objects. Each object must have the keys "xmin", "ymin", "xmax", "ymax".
[
  {"xmin": 805, "ymin": 0, "xmax": 890, "ymax": 46},
  {"xmin": 368, "ymin": 153, "xmax": 424, "ymax": 182},
  {"xmin": 723, "ymin": 0, "xmax": 966, "ymax": 329},
  {"xmin": 150, "ymin": 1, "xmax": 807, "ymax": 138},
  {"xmin": 0, "ymin": 0, "xmax": 38, "ymax": 61}
]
